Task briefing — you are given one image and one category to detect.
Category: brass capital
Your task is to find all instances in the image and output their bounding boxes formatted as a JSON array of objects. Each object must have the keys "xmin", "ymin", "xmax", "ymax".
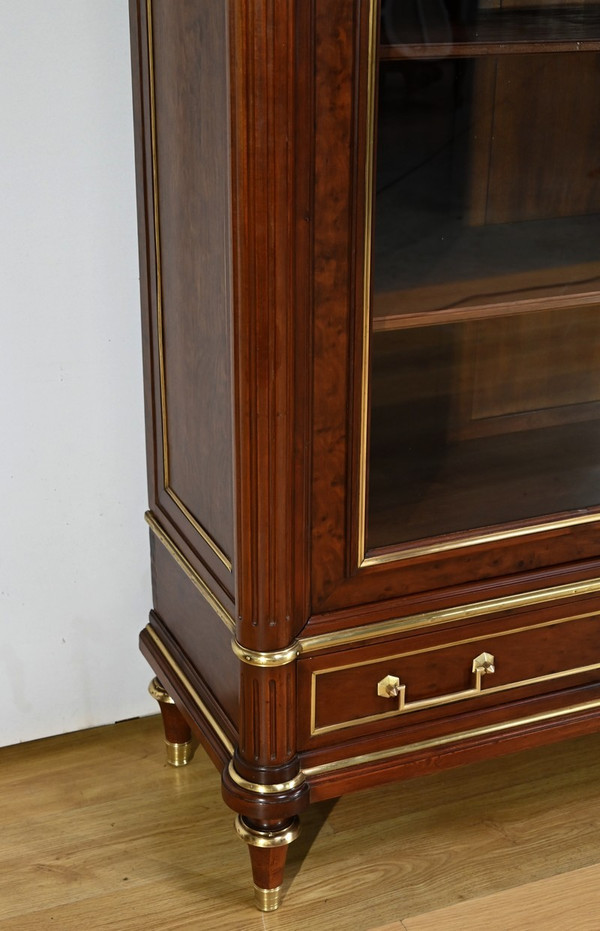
[
  {"xmin": 234, "ymin": 815, "xmax": 300, "ymax": 849},
  {"xmin": 231, "ymin": 639, "xmax": 301, "ymax": 667},
  {"xmin": 227, "ymin": 760, "xmax": 305, "ymax": 795},
  {"xmin": 148, "ymin": 676, "xmax": 174, "ymax": 704}
]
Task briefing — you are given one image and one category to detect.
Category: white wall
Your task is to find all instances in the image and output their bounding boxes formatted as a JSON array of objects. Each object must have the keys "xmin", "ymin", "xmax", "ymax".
[{"xmin": 0, "ymin": 2, "xmax": 155, "ymax": 746}]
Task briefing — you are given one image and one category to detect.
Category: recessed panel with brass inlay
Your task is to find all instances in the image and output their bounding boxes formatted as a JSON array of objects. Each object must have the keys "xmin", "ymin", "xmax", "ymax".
[{"xmin": 299, "ymin": 610, "xmax": 600, "ymax": 744}]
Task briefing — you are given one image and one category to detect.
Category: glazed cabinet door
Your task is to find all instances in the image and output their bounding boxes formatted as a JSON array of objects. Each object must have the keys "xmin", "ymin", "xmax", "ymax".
[{"xmin": 309, "ymin": 0, "xmax": 600, "ymax": 621}]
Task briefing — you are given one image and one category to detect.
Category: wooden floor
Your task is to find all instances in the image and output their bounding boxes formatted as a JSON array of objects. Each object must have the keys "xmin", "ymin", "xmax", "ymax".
[{"xmin": 2, "ymin": 716, "xmax": 599, "ymax": 930}]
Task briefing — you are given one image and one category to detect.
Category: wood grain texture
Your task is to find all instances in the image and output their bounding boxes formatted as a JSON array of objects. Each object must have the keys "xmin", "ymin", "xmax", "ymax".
[
  {"xmin": 310, "ymin": 0, "xmax": 359, "ymax": 608},
  {"xmin": 153, "ymin": 684, "xmax": 193, "ymax": 745},
  {"xmin": 307, "ymin": 4, "xmax": 600, "ymax": 613},
  {"xmin": 129, "ymin": 0, "xmax": 600, "ymax": 910},
  {"xmin": 230, "ymin": 0, "xmax": 313, "ymax": 651},
  {"xmin": 483, "ymin": 53, "xmax": 600, "ymax": 224},
  {"xmin": 150, "ymin": 536, "xmax": 239, "ymax": 728},
  {"xmin": 150, "ymin": 0, "xmax": 235, "ymax": 562},
  {"xmin": 303, "ymin": 612, "xmax": 600, "ymax": 742},
  {"xmin": 129, "ymin": 0, "xmax": 234, "ymax": 596},
  {"xmin": 237, "ymin": 665, "xmax": 296, "ymax": 771},
  {"xmin": 402, "ymin": 864, "xmax": 600, "ymax": 931},
  {"xmin": 1, "ymin": 718, "xmax": 599, "ymax": 930}
]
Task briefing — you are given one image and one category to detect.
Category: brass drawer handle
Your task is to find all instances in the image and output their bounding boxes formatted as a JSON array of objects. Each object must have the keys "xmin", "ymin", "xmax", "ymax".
[{"xmin": 376, "ymin": 652, "xmax": 495, "ymax": 712}]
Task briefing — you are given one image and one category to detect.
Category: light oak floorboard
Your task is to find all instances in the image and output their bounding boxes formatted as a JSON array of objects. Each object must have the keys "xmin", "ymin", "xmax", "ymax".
[
  {"xmin": 401, "ymin": 863, "xmax": 600, "ymax": 931},
  {"xmin": 0, "ymin": 716, "xmax": 599, "ymax": 931}
]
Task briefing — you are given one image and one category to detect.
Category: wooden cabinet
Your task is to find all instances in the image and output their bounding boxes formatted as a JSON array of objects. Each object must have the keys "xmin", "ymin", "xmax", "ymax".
[{"xmin": 129, "ymin": 0, "xmax": 600, "ymax": 911}]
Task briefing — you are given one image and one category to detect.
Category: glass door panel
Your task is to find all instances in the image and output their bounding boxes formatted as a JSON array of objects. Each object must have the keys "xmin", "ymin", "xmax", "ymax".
[{"xmin": 366, "ymin": 3, "xmax": 600, "ymax": 553}]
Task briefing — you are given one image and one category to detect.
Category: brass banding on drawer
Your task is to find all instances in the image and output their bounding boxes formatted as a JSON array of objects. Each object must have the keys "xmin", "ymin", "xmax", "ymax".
[{"xmin": 307, "ymin": 612, "xmax": 600, "ymax": 737}]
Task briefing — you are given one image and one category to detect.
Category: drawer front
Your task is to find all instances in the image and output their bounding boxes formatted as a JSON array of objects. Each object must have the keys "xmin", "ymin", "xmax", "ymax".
[{"xmin": 299, "ymin": 611, "xmax": 600, "ymax": 743}]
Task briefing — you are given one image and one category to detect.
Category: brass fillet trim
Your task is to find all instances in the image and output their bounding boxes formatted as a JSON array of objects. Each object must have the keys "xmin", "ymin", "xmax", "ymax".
[
  {"xmin": 166, "ymin": 489, "xmax": 233, "ymax": 573},
  {"xmin": 234, "ymin": 815, "xmax": 301, "ymax": 849},
  {"xmin": 302, "ymin": 697, "xmax": 600, "ymax": 777},
  {"xmin": 227, "ymin": 761, "xmax": 306, "ymax": 795},
  {"xmin": 146, "ymin": 0, "xmax": 167, "ymax": 476},
  {"xmin": 309, "ymin": 612, "xmax": 600, "ymax": 735},
  {"xmin": 354, "ymin": 17, "xmax": 600, "ymax": 568},
  {"xmin": 313, "ymin": 662, "xmax": 600, "ymax": 736},
  {"xmin": 309, "ymin": 612, "xmax": 597, "ymax": 672},
  {"xmin": 145, "ymin": 0, "xmax": 232, "ymax": 573},
  {"xmin": 231, "ymin": 639, "xmax": 301, "ymax": 667},
  {"xmin": 362, "ymin": 512, "xmax": 600, "ymax": 568},
  {"xmin": 145, "ymin": 511, "xmax": 236, "ymax": 634},
  {"xmin": 298, "ymin": 577, "xmax": 600, "ymax": 653},
  {"xmin": 145, "ymin": 624, "xmax": 236, "ymax": 757},
  {"xmin": 357, "ymin": 0, "xmax": 379, "ymax": 568}
]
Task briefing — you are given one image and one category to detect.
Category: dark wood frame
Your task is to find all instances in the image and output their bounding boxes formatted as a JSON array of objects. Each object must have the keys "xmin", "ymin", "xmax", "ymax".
[{"xmin": 129, "ymin": 0, "xmax": 600, "ymax": 911}]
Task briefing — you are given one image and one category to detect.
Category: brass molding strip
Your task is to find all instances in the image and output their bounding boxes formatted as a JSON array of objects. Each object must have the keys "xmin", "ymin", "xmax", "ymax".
[
  {"xmin": 145, "ymin": 511, "xmax": 236, "ymax": 634},
  {"xmin": 309, "ymin": 611, "xmax": 600, "ymax": 734},
  {"xmin": 227, "ymin": 761, "xmax": 306, "ymax": 795},
  {"xmin": 145, "ymin": 625, "xmax": 236, "ymax": 757},
  {"xmin": 356, "ymin": 0, "xmax": 379, "ymax": 568},
  {"xmin": 302, "ymin": 697, "xmax": 600, "ymax": 777},
  {"xmin": 310, "ymin": 612, "xmax": 600, "ymax": 735},
  {"xmin": 362, "ymin": 512, "xmax": 600, "ymax": 568},
  {"xmin": 298, "ymin": 577, "xmax": 600, "ymax": 653},
  {"xmin": 309, "ymin": 612, "xmax": 597, "ymax": 670},
  {"xmin": 231, "ymin": 639, "xmax": 301, "ymax": 667},
  {"xmin": 166, "ymin": 489, "xmax": 233, "ymax": 573},
  {"xmin": 313, "ymin": 662, "xmax": 600, "ymax": 736},
  {"xmin": 354, "ymin": 17, "xmax": 600, "ymax": 569},
  {"xmin": 145, "ymin": 0, "xmax": 232, "ymax": 573}
]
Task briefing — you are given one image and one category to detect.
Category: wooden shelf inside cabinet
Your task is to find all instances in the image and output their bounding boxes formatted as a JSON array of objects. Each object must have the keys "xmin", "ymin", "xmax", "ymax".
[
  {"xmin": 372, "ymin": 264, "xmax": 600, "ymax": 331},
  {"xmin": 380, "ymin": 6, "xmax": 600, "ymax": 59}
]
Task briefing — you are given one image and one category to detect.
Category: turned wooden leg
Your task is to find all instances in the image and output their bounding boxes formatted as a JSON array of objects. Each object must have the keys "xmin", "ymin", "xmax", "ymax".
[
  {"xmin": 148, "ymin": 677, "xmax": 195, "ymax": 766},
  {"xmin": 235, "ymin": 816, "xmax": 300, "ymax": 911}
]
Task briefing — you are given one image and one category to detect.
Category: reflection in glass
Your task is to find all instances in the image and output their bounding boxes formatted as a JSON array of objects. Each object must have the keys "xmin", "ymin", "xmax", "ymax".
[
  {"xmin": 380, "ymin": 0, "xmax": 600, "ymax": 50},
  {"xmin": 366, "ymin": 14, "xmax": 600, "ymax": 552},
  {"xmin": 369, "ymin": 312, "xmax": 600, "ymax": 548}
]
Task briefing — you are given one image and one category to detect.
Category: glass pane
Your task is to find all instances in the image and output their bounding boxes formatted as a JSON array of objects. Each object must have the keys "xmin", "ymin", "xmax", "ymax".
[
  {"xmin": 380, "ymin": 0, "xmax": 600, "ymax": 52},
  {"xmin": 366, "ymin": 24, "xmax": 600, "ymax": 552}
]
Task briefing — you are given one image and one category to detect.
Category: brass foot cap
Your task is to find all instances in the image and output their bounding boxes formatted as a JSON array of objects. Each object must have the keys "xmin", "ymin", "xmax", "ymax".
[
  {"xmin": 254, "ymin": 884, "xmax": 281, "ymax": 912},
  {"xmin": 165, "ymin": 739, "xmax": 194, "ymax": 767}
]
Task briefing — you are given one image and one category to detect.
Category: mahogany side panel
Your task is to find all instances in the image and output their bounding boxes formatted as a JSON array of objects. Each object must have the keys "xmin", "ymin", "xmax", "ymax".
[
  {"xmin": 130, "ymin": 0, "xmax": 236, "ymax": 598},
  {"xmin": 150, "ymin": 535, "xmax": 239, "ymax": 728},
  {"xmin": 151, "ymin": 0, "xmax": 235, "ymax": 563}
]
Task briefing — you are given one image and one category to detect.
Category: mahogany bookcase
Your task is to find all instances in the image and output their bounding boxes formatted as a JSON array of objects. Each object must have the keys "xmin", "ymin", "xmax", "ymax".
[{"xmin": 129, "ymin": 0, "xmax": 600, "ymax": 911}]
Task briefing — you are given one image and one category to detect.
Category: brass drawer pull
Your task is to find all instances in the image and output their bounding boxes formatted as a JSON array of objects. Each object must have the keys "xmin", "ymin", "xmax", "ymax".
[{"xmin": 376, "ymin": 652, "xmax": 495, "ymax": 712}]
